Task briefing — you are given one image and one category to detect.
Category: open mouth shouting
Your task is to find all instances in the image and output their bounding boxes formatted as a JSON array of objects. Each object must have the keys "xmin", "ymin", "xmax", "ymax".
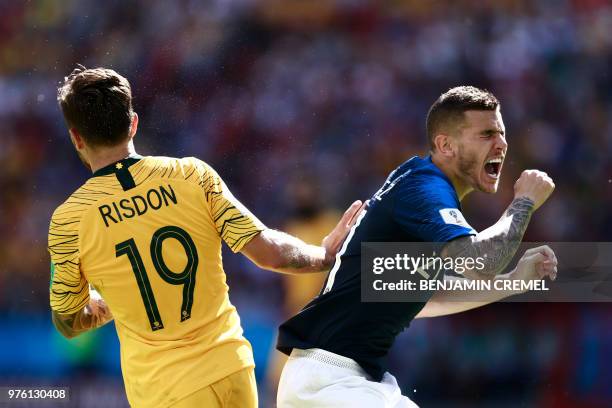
[{"xmin": 484, "ymin": 156, "xmax": 504, "ymax": 180}]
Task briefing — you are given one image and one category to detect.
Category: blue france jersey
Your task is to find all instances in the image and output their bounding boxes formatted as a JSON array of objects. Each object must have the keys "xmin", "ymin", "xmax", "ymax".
[{"xmin": 277, "ymin": 156, "xmax": 476, "ymax": 381}]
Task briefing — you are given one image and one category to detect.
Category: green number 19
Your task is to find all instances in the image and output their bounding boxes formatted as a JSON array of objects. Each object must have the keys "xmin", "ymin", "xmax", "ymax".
[{"xmin": 115, "ymin": 225, "xmax": 199, "ymax": 331}]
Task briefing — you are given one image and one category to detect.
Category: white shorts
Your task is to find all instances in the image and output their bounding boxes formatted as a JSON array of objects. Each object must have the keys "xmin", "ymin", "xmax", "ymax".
[{"xmin": 277, "ymin": 348, "xmax": 418, "ymax": 408}]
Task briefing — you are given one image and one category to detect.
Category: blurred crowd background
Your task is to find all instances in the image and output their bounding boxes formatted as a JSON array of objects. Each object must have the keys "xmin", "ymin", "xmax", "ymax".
[{"xmin": 1, "ymin": 0, "xmax": 611, "ymax": 407}]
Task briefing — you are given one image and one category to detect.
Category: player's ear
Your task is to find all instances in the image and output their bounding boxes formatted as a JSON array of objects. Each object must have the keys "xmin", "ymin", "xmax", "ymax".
[
  {"xmin": 69, "ymin": 128, "xmax": 85, "ymax": 150},
  {"xmin": 433, "ymin": 133, "xmax": 455, "ymax": 158},
  {"xmin": 129, "ymin": 113, "xmax": 139, "ymax": 139}
]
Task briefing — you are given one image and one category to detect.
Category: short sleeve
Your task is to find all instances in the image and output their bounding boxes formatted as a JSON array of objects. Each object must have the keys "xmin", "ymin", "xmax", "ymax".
[
  {"xmin": 192, "ymin": 159, "xmax": 266, "ymax": 252},
  {"xmin": 393, "ymin": 175, "xmax": 476, "ymax": 243},
  {"xmin": 48, "ymin": 205, "xmax": 89, "ymax": 314}
]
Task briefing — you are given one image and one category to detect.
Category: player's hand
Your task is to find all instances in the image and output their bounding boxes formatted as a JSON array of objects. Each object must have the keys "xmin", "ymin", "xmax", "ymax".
[
  {"xmin": 322, "ymin": 200, "xmax": 367, "ymax": 266},
  {"xmin": 85, "ymin": 288, "xmax": 113, "ymax": 323},
  {"xmin": 513, "ymin": 170, "xmax": 555, "ymax": 211},
  {"xmin": 510, "ymin": 245, "xmax": 558, "ymax": 292}
]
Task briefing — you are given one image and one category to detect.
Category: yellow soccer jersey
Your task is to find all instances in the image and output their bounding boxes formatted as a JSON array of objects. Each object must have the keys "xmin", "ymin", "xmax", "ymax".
[{"xmin": 48, "ymin": 155, "xmax": 265, "ymax": 407}]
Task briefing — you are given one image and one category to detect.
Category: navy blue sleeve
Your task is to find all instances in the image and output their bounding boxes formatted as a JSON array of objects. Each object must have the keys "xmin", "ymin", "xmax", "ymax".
[{"xmin": 393, "ymin": 174, "xmax": 476, "ymax": 242}]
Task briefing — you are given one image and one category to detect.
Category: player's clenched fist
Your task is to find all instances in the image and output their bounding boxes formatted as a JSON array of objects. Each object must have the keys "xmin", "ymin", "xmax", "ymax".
[
  {"xmin": 511, "ymin": 245, "xmax": 558, "ymax": 289},
  {"xmin": 513, "ymin": 170, "xmax": 555, "ymax": 211}
]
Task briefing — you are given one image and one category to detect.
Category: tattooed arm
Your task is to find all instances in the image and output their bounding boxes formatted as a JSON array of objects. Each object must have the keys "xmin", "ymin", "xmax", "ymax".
[
  {"xmin": 241, "ymin": 201, "xmax": 364, "ymax": 274},
  {"xmin": 241, "ymin": 229, "xmax": 328, "ymax": 274},
  {"xmin": 52, "ymin": 292, "xmax": 113, "ymax": 339},
  {"xmin": 443, "ymin": 197, "xmax": 534, "ymax": 279},
  {"xmin": 443, "ymin": 170, "xmax": 555, "ymax": 280}
]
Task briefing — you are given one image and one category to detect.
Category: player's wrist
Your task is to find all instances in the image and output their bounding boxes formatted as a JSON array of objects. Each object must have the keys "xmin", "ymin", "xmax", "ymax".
[
  {"xmin": 505, "ymin": 269, "xmax": 530, "ymax": 295},
  {"xmin": 322, "ymin": 250, "xmax": 336, "ymax": 269},
  {"xmin": 511, "ymin": 195, "xmax": 536, "ymax": 211}
]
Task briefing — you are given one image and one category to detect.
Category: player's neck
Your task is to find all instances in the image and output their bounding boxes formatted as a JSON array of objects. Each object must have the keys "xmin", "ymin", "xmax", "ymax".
[
  {"xmin": 431, "ymin": 154, "xmax": 472, "ymax": 201},
  {"xmin": 88, "ymin": 140, "xmax": 138, "ymax": 174}
]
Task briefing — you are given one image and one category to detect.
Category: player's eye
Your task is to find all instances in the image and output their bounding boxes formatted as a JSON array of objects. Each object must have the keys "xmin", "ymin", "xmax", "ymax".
[{"xmin": 481, "ymin": 131, "xmax": 500, "ymax": 139}]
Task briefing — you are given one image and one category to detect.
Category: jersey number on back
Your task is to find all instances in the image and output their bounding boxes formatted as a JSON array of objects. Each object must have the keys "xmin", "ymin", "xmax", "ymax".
[{"xmin": 115, "ymin": 225, "xmax": 199, "ymax": 331}]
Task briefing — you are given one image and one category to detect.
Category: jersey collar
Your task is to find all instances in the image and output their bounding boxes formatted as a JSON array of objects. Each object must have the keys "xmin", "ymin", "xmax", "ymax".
[{"xmin": 91, "ymin": 154, "xmax": 143, "ymax": 177}]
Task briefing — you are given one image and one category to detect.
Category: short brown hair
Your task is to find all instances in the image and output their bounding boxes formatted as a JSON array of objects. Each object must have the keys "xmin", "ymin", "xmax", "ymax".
[
  {"xmin": 58, "ymin": 66, "xmax": 134, "ymax": 147},
  {"xmin": 426, "ymin": 86, "xmax": 499, "ymax": 150}
]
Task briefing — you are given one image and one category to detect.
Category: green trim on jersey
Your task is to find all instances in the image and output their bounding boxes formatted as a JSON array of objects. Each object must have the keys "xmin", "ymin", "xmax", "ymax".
[{"xmin": 50, "ymin": 262, "xmax": 55, "ymax": 289}]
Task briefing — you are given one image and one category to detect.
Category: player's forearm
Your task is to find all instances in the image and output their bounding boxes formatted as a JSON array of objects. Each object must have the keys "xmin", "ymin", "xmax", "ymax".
[
  {"xmin": 415, "ymin": 273, "xmax": 521, "ymax": 318},
  {"xmin": 52, "ymin": 298, "xmax": 113, "ymax": 339},
  {"xmin": 243, "ymin": 229, "xmax": 329, "ymax": 274},
  {"xmin": 274, "ymin": 240, "xmax": 328, "ymax": 274},
  {"xmin": 443, "ymin": 197, "xmax": 534, "ymax": 279}
]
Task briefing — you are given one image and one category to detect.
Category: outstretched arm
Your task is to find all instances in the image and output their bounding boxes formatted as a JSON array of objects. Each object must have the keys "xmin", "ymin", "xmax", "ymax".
[
  {"xmin": 443, "ymin": 170, "xmax": 554, "ymax": 280},
  {"xmin": 52, "ymin": 290, "xmax": 113, "ymax": 339},
  {"xmin": 241, "ymin": 200, "xmax": 364, "ymax": 274}
]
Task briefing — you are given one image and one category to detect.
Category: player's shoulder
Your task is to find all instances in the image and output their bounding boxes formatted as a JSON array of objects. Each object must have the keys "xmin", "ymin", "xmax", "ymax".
[
  {"xmin": 177, "ymin": 157, "xmax": 223, "ymax": 191},
  {"xmin": 49, "ymin": 187, "xmax": 93, "ymax": 234},
  {"xmin": 397, "ymin": 156, "xmax": 452, "ymax": 189},
  {"xmin": 141, "ymin": 155, "xmax": 215, "ymax": 179},
  {"xmin": 61, "ymin": 172, "xmax": 124, "ymax": 209},
  {"xmin": 395, "ymin": 156, "xmax": 459, "ymax": 206},
  {"xmin": 177, "ymin": 156, "xmax": 213, "ymax": 174},
  {"xmin": 135, "ymin": 155, "xmax": 187, "ymax": 172}
]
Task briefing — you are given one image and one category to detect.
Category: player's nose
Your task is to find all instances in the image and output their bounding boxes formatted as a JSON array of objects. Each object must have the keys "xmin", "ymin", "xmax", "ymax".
[{"xmin": 494, "ymin": 133, "xmax": 508, "ymax": 152}]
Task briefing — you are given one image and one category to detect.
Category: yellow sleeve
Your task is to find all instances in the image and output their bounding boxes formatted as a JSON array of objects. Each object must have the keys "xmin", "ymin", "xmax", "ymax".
[
  {"xmin": 192, "ymin": 158, "xmax": 266, "ymax": 252},
  {"xmin": 48, "ymin": 204, "xmax": 89, "ymax": 314}
]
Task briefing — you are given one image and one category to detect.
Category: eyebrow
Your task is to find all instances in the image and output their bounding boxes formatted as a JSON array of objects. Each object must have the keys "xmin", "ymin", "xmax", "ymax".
[{"xmin": 480, "ymin": 128, "xmax": 505, "ymax": 136}]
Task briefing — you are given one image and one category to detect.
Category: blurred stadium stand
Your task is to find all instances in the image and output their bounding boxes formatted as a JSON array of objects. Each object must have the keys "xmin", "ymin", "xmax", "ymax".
[{"xmin": 0, "ymin": 1, "xmax": 611, "ymax": 406}]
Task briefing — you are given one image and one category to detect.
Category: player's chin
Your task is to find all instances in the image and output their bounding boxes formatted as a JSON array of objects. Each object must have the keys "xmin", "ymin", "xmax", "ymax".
[
  {"xmin": 478, "ymin": 175, "xmax": 500, "ymax": 193},
  {"xmin": 481, "ymin": 184, "xmax": 498, "ymax": 194}
]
